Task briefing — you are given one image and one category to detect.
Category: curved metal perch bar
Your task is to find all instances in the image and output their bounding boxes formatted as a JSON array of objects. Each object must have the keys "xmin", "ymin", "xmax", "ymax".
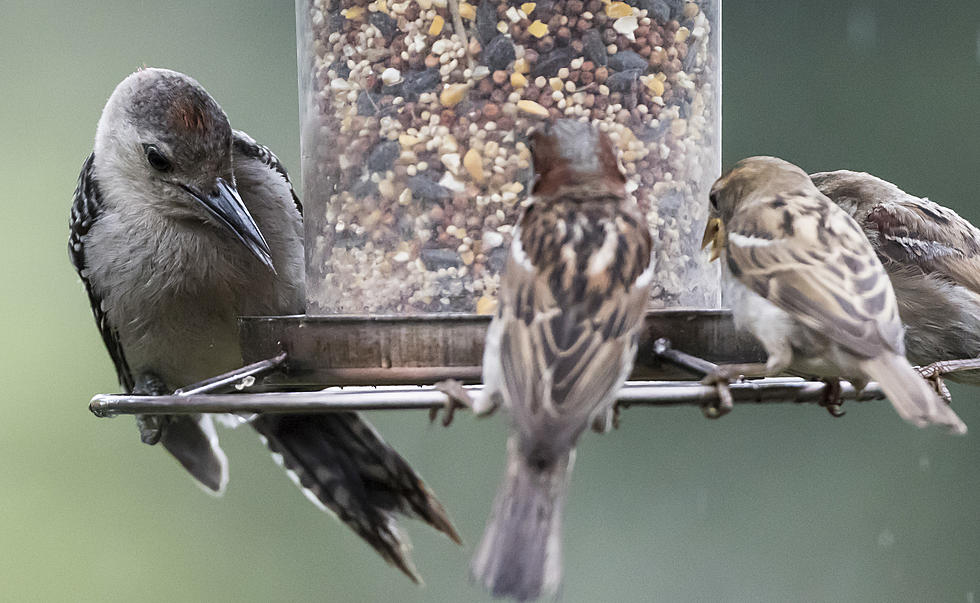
[
  {"xmin": 86, "ymin": 310, "xmax": 980, "ymax": 419},
  {"xmin": 90, "ymin": 378, "xmax": 885, "ymax": 417}
]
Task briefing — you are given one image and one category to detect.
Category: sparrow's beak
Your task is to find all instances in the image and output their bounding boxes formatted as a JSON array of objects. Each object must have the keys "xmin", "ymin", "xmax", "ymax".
[
  {"xmin": 701, "ymin": 217, "xmax": 724, "ymax": 262},
  {"xmin": 185, "ymin": 177, "xmax": 276, "ymax": 273}
]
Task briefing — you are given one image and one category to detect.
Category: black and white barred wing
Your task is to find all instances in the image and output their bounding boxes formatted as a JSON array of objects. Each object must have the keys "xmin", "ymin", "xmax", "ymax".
[
  {"xmin": 232, "ymin": 129, "xmax": 302, "ymax": 216},
  {"xmin": 69, "ymin": 152, "xmax": 134, "ymax": 391}
]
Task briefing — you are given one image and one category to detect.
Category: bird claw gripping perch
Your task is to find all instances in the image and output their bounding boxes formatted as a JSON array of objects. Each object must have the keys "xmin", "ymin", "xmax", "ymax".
[
  {"xmin": 133, "ymin": 372, "xmax": 169, "ymax": 444},
  {"xmin": 430, "ymin": 379, "xmax": 476, "ymax": 426},
  {"xmin": 653, "ymin": 338, "xmax": 736, "ymax": 419},
  {"xmin": 698, "ymin": 369, "xmax": 737, "ymax": 419},
  {"xmin": 819, "ymin": 379, "xmax": 846, "ymax": 418},
  {"xmin": 915, "ymin": 360, "xmax": 976, "ymax": 405}
]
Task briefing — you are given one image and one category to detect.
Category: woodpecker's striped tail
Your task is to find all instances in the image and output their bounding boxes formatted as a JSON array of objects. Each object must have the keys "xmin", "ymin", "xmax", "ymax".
[{"xmin": 250, "ymin": 412, "xmax": 461, "ymax": 582}]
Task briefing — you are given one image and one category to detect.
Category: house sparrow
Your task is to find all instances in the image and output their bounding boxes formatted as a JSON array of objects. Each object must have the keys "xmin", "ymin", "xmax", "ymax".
[
  {"xmin": 468, "ymin": 120, "xmax": 654, "ymax": 600},
  {"xmin": 812, "ymin": 169, "xmax": 980, "ymax": 395},
  {"xmin": 702, "ymin": 156, "xmax": 966, "ymax": 434}
]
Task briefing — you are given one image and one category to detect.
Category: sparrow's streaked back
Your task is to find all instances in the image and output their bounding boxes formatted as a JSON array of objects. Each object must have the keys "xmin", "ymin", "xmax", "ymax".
[
  {"xmin": 471, "ymin": 119, "xmax": 654, "ymax": 600},
  {"xmin": 703, "ymin": 156, "xmax": 966, "ymax": 434}
]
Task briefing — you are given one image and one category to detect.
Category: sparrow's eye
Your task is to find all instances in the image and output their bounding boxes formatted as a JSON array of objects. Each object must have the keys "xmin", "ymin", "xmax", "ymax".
[
  {"xmin": 143, "ymin": 144, "xmax": 173, "ymax": 172},
  {"xmin": 709, "ymin": 191, "xmax": 719, "ymax": 208}
]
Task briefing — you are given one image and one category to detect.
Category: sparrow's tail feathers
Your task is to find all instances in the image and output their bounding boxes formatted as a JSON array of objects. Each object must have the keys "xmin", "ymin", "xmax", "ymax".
[
  {"xmin": 158, "ymin": 414, "xmax": 229, "ymax": 494},
  {"xmin": 860, "ymin": 353, "xmax": 967, "ymax": 434},
  {"xmin": 471, "ymin": 438, "xmax": 574, "ymax": 601},
  {"xmin": 250, "ymin": 412, "xmax": 460, "ymax": 583}
]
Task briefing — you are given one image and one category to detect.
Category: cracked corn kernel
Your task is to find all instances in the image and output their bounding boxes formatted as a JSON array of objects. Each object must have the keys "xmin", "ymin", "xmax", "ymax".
[
  {"xmin": 527, "ymin": 20, "xmax": 548, "ymax": 38},
  {"xmin": 463, "ymin": 148, "xmax": 485, "ymax": 183},
  {"xmin": 458, "ymin": 2, "xmax": 476, "ymax": 19},
  {"xmin": 604, "ymin": 2, "xmax": 632, "ymax": 18},
  {"xmin": 516, "ymin": 99, "xmax": 549, "ymax": 116},
  {"xmin": 429, "ymin": 15, "xmax": 444, "ymax": 36}
]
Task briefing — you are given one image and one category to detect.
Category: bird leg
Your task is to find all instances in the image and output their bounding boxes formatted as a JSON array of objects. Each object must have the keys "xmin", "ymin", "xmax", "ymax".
[
  {"xmin": 590, "ymin": 404, "xmax": 621, "ymax": 433},
  {"xmin": 916, "ymin": 362, "xmax": 956, "ymax": 405},
  {"xmin": 699, "ymin": 363, "xmax": 771, "ymax": 419},
  {"xmin": 132, "ymin": 372, "xmax": 169, "ymax": 445},
  {"xmin": 430, "ymin": 379, "xmax": 477, "ymax": 426},
  {"xmin": 914, "ymin": 357, "xmax": 980, "ymax": 404},
  {"xmin": 819, "ymin": 379, "xmax": 846, "ymax": 417}
]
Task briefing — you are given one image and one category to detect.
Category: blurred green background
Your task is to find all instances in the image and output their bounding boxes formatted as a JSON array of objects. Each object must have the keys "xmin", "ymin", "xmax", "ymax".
[{"xmin": 1, "ymin": 1, "xmax": 979, "ymax": 601}]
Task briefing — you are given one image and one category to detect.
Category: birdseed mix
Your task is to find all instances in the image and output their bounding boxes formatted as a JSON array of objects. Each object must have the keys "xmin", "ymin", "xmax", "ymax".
[{"xmin": 298, "ymin": 0, "xmax": 720, "ymax": 313}]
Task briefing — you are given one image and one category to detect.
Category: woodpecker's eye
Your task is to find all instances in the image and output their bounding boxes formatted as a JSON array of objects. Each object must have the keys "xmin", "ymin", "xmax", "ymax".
[{"xmin": 143, "ymin": 144, "xmax": 172, "ymax": 172}]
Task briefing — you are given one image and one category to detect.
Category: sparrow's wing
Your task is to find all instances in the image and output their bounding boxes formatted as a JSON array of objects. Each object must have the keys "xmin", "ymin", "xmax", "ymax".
[
  {"xmin": 495, "ymin": 201, "xmax": 652, "ymax": 446},
  {"xmin": 865, "ymin": 196, "xmax": 980, "ymax": 294},
  {"xmin": 813, "ymin": 170, "xmax": 980, "ymax": 295},
  {"xmin": 69, "ymin": 152, "xmax": 134, "ymax": 391},
  {"xmin": 726, "ymin": 192, "xmax": 904, "ymax": 358}
]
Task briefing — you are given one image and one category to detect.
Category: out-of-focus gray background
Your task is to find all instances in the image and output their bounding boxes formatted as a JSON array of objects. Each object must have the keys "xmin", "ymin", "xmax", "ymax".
[{"xmin": 1, "ymin": 1, "xmax": 978, "ymax": 601}]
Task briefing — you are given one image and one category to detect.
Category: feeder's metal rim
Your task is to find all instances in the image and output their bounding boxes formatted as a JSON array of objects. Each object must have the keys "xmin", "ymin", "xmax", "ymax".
[
  {"xmin": 238, "ymin": 308, "xmax": 763, "ymax": 386},
  {"xmin": 89, "ymin": 378, "xmax": 885, "ymax": 417},
  {"xmin": 240, "ymin": 307, "xmax": 734, "ymax": 323}
]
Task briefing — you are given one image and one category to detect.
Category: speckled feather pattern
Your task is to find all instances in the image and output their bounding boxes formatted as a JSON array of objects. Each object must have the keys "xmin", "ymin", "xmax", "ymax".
[
  {"xmin": 709, "ymin": 157, "xmax": 965, "ymax": 433},
  {"xmin": 496, "ymin": 196, "xmax": 653, "ymax": 448},
  {"xmin": 722, "ymin": 177, "xmax": 904, "ymax": 360},
  {"xmin": 814, "ymin": 170, "xmax": 980, "ymax": 382},
  {"xmin": 472, "ymin": 122, "xmax": 654, "ymax": 600}
]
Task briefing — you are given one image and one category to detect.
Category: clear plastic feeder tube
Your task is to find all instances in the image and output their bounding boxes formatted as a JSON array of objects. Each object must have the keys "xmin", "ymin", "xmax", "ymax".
[{"xmin": 297, "ymin": 0, "xmax": 721, "ymax": 314}]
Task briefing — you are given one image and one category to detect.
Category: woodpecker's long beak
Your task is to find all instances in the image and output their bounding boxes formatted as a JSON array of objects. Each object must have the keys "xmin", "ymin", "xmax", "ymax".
[
  {"xmin": 701, "ymin": 217, "xmax": 724, "ymax": 262},
  {"xmin": 187, "ymin": 178, "xmax": 276, "ymax": 273}
]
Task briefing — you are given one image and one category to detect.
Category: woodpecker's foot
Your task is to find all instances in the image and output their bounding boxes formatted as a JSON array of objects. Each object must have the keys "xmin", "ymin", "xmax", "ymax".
[
  {"xmin": 136, "ymin": 415, "xmax": 165, "ymax": 445},
  {"xmin": 430, "ymin": 379, "xmax": 475, "ymax": 427},
  {"xmin": 133, "ymin": 372, "xmax": 170, "ymax": 444},
  {"xmin": 917, "ymin": 364, "xmax": 953, "ymax": 405},
  {"xmin": 590, "ymin": 404, "xmax": 621, "ymax": 433},
  {"xmin": 820, "ymin": 379, "xmax": 846, "ymax": 418}
]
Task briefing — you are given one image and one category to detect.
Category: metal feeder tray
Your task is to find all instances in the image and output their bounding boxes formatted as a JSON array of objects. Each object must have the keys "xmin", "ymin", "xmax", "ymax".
[{"xmin": 90, "ymin": 309, "xmax": 927, "ymax": 418}]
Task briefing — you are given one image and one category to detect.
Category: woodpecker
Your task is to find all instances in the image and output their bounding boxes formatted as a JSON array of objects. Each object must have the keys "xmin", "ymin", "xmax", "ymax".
[{"xmin": 69, "ymin": 68, "xmax": 459, "ymax": 580}]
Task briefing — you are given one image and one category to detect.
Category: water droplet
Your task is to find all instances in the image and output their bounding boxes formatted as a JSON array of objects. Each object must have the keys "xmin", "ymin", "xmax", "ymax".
[{"xmin": 847, "ymin": 3, "xmax": 877, "ymax": 50}]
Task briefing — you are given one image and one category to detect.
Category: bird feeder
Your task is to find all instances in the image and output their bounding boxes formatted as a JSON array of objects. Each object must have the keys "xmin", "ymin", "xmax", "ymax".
[
  {"xmin": 298, "ymin": 0, "xmax": 722, "ymax": 315},
  {"xmin": 233, "ymin": 0, "xmax": 742, "ymax": 391},
  {"xmin": 93, "ymin": 0, "xmax": 906, "ymax": 415}
]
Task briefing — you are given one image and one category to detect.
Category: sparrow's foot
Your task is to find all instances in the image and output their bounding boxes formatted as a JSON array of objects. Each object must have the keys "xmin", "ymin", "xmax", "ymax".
[
  {"xmin": 699, "ymin": 362, "xmax": 770, "ymax": 419},
  {"xmin": 430, "ymin": 379, "xmax": 476, "ymax": 426},
  {"xmin": 700, "ymin": 369, "xmax": 736, "ymax": 419},
  {"xmin": 917, "ymin": 364, "xmax": 953, "ymax": 405},
  {"xmin": 820, "ymin": 379, "xmax": 846, "ymax": 417},
  {"xmin": 590, "ymin": 404, "xmax": 621, "ymax": 433}
]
